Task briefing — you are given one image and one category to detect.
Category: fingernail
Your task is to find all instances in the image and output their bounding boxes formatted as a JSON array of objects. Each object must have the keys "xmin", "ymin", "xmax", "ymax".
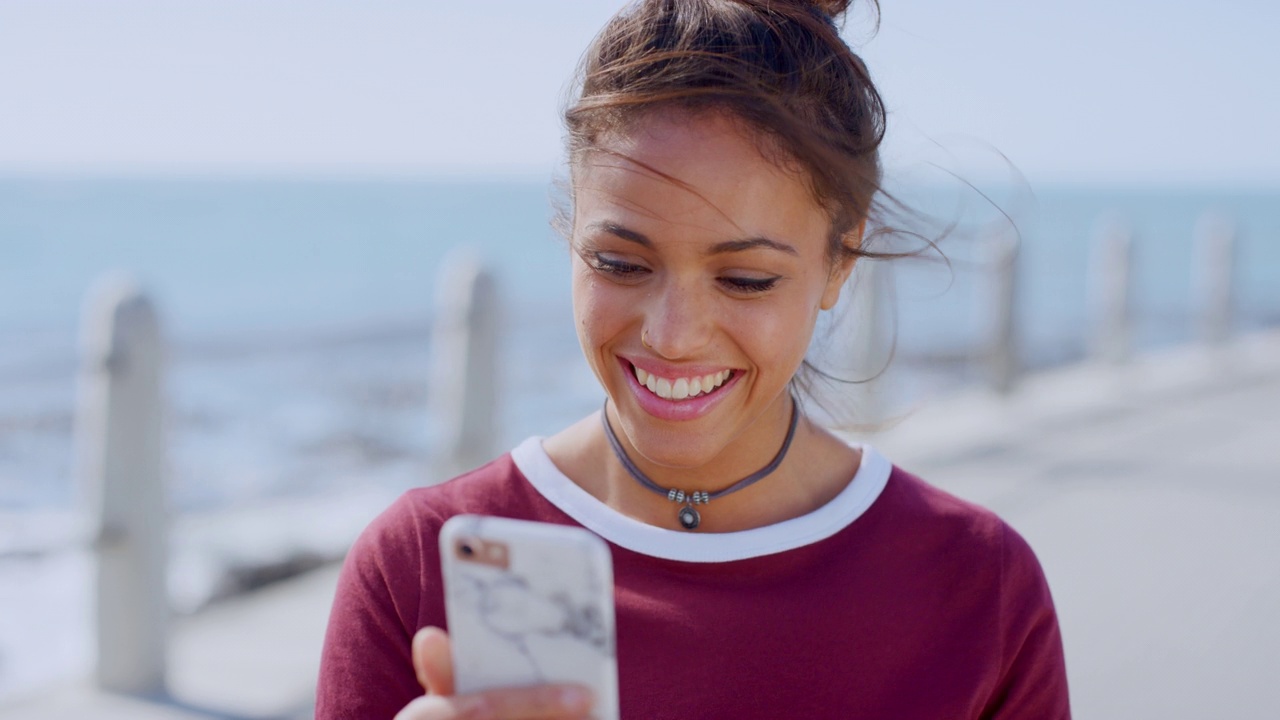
[{"xmin": 561, "ymin": 687, "xmax": 590, "ymax": 708}]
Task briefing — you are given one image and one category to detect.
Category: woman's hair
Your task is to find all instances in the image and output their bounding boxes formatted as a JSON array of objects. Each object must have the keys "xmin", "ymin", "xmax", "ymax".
[
  {"xmin": 562, "ymin": 0, "xmax": 927, "ymax": 423},
  {"xmin": 563, "ymin": 0, "xmax": 893, "ymax": 267}
]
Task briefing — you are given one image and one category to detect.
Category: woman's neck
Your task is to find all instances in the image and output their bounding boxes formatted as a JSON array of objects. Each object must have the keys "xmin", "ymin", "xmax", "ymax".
[{"xmin": 543, "ymin": 406, "xmax": 862, "ymax": 533}]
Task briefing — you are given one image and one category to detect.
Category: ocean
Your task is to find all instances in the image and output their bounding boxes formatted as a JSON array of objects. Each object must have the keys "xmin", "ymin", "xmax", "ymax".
[
  {"xmin": 1, "ymin": 177, "xmax": 1278, "ymax": 512},
  {"xmin": 0, "ymin": 176, "xmax": 1277, "ymax": 700}
]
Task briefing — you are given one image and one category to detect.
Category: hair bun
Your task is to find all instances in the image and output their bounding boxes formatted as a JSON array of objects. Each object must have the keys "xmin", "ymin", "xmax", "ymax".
[{"xmin": 803, "ymin": 0, "xmax": 855, "ymax": 20}]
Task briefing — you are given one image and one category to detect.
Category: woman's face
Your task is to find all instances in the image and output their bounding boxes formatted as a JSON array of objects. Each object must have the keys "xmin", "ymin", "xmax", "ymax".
[{"xmin": 570, "ymin": 111, "xmax": 856, "ymax": 471}]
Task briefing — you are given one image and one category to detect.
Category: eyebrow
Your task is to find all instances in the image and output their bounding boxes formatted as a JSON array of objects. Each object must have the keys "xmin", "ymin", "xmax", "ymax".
[{"xmin": 587, "ymin": 221, "xmax": 799, "ymax": 257}]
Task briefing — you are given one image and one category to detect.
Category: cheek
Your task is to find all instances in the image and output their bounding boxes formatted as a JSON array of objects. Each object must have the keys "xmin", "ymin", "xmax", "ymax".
[
  {"xmin": 571, "ymin": 265, "xmax": 631, "ymax": 352},
  {"xmin": 726, "ymin": 294, "xmax": 819, "ymax": 377}
]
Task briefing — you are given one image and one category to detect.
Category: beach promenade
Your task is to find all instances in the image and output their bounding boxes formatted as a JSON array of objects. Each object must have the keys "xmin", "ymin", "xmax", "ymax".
[
  {"xmin": 5, "ymin": 331, "xmax": 1278, "ymax": 719},
  {"xmin": 872, "ymin": 329, "xmax": 1280, "ymax": 719}
]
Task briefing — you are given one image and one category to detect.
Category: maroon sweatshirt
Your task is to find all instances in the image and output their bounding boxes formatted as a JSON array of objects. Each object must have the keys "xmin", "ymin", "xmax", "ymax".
[{"xmin": 317, "ymin": 440, "xmax": 1069, "ymax": 719}]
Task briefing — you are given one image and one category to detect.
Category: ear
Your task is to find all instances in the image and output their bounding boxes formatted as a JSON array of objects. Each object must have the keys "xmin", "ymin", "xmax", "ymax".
[{"xmin": 819, "ymin": 220, "xmax": 865, "ymax": 311}]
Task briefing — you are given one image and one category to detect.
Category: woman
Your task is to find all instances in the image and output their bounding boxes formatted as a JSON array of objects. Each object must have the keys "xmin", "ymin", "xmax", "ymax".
[{"xmin": 318, "ymin": 1, "xmax": 1069, "ymax": 718}]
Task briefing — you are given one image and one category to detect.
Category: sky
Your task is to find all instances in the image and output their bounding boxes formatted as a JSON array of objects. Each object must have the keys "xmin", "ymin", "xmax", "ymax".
[{"xmin": 0, "ymin": 0, "xmax": 1276, "ymax": 186}]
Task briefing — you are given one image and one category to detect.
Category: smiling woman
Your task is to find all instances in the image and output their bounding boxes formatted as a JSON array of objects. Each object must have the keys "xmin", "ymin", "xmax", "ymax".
[
  {"xmin": 559, "ymin": 111, "xmax": 860, "ymax": 529},
  {"xmin": 317, "ymin": 1, "xmax": 1070, "ymax": 718},
  {"xmin": 553, "ymin": 111, "xmax": 858, "ymax": 536}
]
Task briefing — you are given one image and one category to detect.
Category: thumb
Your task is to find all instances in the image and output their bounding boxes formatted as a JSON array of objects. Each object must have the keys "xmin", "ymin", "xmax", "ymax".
[{"xmin": 412, "ymin": 626, "xmax": 456, "ymax": 696}]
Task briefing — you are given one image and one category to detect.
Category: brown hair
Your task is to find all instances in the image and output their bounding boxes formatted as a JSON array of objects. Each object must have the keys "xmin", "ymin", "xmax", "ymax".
[{"xmin": 563, "ymin": 0, "xmax": 894, "ymax": 267}]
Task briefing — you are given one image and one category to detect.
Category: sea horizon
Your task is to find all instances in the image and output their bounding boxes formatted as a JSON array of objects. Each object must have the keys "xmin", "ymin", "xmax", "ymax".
[{"xmin": 2, "ymin": 175, "xmax": 1277, "ymax": 513}]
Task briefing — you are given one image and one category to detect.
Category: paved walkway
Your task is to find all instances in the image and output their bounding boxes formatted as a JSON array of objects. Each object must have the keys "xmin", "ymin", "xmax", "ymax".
[
  {"xmin": 6, "ymin": 331, "xmax": 1278, "ymax": 719},
  {"xmin": 869, "ymin": 331, "xmax": 1280, "ymax": 720},
  {"xmin": 3, "ymin": 566, "xmax": 338, "ymax": 719}
]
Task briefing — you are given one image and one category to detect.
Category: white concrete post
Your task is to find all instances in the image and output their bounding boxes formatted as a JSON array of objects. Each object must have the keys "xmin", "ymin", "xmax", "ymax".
[
  {"xmin": 983, "ymin": 231, "xmax": 1021, "ymax": 394},
  {"xmin": 1088, "ymin": 217, "xmax": 1135, "ymax": 365},
  {"xmin": 1192, "ymin": 212, "xmax": 1236, "ymax": 346},
  {"xmin": 429, "ymin": 250, "xmax": 500, "ymax": 478},
  {"xmin": 74, "ymin": 275, "xmax": 168, "ymax": 696}
]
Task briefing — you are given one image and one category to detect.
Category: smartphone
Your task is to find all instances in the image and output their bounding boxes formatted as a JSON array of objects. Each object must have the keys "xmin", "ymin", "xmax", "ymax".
[{"xmin": 439, "ymin": 515, "xmax": 619, "ymax": 719}]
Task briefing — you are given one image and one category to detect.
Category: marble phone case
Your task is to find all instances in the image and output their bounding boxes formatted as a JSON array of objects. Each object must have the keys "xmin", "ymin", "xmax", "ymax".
[{"xmin": 440, "ymin": 515, "xmax": 619, "ymax": 719}]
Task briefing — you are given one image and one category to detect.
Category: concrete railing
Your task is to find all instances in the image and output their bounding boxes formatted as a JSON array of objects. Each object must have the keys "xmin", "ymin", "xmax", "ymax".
[
  {"xmin": 1088, "ymin": 216, "xmax": 1136, "ymax": 366},
  {"xmin": 973, "ymin": 209, "xmax": 1242, "ymax": 393},
  {"xmin": 75, "ymin": 275, "xmax": 169, "ymax": 696},
  {"xmin": 55, "ymin": 208, "xmax": 1250, "ymax": 696},
  {"xmin": 70, "ymin": 255, "xmax": 500, "ymax": 700},
  {"xmin": 981, "ymin": 230, "xmax": 1022, "ymax": 395},
  {"xmin": 428, "ymin": 250, "xmax": 501, "ymax": 478},
  {"xmin": 1192, "ymin": 213, "xmax": 1236, "ymax": 347},
  {"xmin": 1087, "ymin": 210, "xmax": 1240, "ymax": 365}
]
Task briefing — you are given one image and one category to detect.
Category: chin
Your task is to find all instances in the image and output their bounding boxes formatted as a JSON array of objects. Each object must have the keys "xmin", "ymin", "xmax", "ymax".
[
  {"xmin": 606, "ymin": 391, "xmax": 737, "ymax": 468},
  {"xmin": 622, "ymin": 426, "xmax": 728, "ymax": 471}
]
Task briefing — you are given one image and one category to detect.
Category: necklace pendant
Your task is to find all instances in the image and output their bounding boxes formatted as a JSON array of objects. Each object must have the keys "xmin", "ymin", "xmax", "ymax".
[{"xmin": 678, "ymin": 504, "xmax": 701, "ymax": 530}]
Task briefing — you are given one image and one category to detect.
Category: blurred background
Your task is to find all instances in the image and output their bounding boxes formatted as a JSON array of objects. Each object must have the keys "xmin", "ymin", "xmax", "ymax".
[{"xmin": 1, "ymin": 1, "xmax": 1277, "ymax": 718}]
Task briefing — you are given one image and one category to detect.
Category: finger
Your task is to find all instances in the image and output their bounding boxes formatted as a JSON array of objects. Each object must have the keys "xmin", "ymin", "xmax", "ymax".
[
  {"xmin": 447, "ymin": 684, "xmax": 593, "ymax": 720},
  {"xmin": 412, "ymin": 626, "xmax": 455, "ymax": 696},
  {"xmin": 394, "ymin": 690, "xmax": 593, "ymax": 720},
  {"xmin": 394, "ymin": 694, "xmax": 446, "ymax": 720}
]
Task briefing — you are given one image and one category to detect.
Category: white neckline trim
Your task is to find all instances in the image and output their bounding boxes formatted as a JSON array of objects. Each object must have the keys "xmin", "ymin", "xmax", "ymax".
[{"xmin": 510, "ymin": 433, "xmax": 893, "ymax": 563}]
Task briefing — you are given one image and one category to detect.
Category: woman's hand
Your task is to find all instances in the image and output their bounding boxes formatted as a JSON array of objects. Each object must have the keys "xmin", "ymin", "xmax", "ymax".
[{"xmin": 394, "ymin": 626, "xmax": 596, "ymax": 720}]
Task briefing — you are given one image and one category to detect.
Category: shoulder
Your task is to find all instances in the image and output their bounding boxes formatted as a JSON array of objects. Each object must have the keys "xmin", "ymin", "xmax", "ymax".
[
  {"xmin": 353, "ymin": 452, "xmax": 543, "ymax": 562},
  {"xmin": 870, "ymin": 465, "xmax": 1011, "ymax": 551},
  {"xmin": 334, "ymin": 455, "xmax": 524, "ymax": 607},
  {"xmin": 319, "ymin": 450, "xmax": 553, "ymax": 715},
  {"xmin": 870, "ymin": 465, "xmax": 1068, "ymax": 714},
  {"xmin": 318, "ymin": 451, "xmax": 541, "ymax": 715},
  {"xmin": 864, "ymin": 464, "xmax": 1053, "ymax": 604}
]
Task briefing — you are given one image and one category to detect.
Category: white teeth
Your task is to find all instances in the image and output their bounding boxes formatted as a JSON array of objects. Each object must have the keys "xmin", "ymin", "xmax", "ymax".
[{"xmin": 633, "ymin": 366, "xmax": 732, "ymax": 400}]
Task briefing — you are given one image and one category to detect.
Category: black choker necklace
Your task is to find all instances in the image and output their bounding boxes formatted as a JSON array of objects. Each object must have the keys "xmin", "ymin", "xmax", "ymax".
[{"xmin": 600, "ymin": 398, "xmax": 801, "ymax": 530}]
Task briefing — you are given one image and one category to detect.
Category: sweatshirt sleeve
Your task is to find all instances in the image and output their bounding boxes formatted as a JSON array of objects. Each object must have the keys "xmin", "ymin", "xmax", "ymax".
[
  {"xmin": 316, "ymin": 494, "xmax": 435, "ymax": 719},
  {"xmin": 981, "ymin": 522, "xmax": 1071, "ymax": 719}
]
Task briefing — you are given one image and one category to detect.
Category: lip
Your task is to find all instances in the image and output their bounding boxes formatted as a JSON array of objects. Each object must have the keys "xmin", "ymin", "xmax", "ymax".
[
  {"xmin": 616, "ymin": 355, "xmax": 742, "ymax": 422},
  {"xmin": 626, "ymin": 356, "xmax": 732, "ymax": 380}
]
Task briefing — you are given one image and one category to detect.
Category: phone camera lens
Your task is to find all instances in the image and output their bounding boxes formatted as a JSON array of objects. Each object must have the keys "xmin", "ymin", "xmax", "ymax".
[{"xmin": 459, "ymin": 543, "xmax": 475, "ymax": 557}]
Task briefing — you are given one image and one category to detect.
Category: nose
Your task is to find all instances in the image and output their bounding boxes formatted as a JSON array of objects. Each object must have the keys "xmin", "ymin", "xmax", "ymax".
[{"xmin": 640, "ymin": 279, "xmax": 713, "ymax": 360}]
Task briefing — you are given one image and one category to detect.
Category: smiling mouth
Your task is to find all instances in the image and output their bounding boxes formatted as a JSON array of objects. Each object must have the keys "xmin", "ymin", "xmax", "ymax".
[{"xmin": 631, "ymin": 364, "xmax": 734, "ymax": 401}]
